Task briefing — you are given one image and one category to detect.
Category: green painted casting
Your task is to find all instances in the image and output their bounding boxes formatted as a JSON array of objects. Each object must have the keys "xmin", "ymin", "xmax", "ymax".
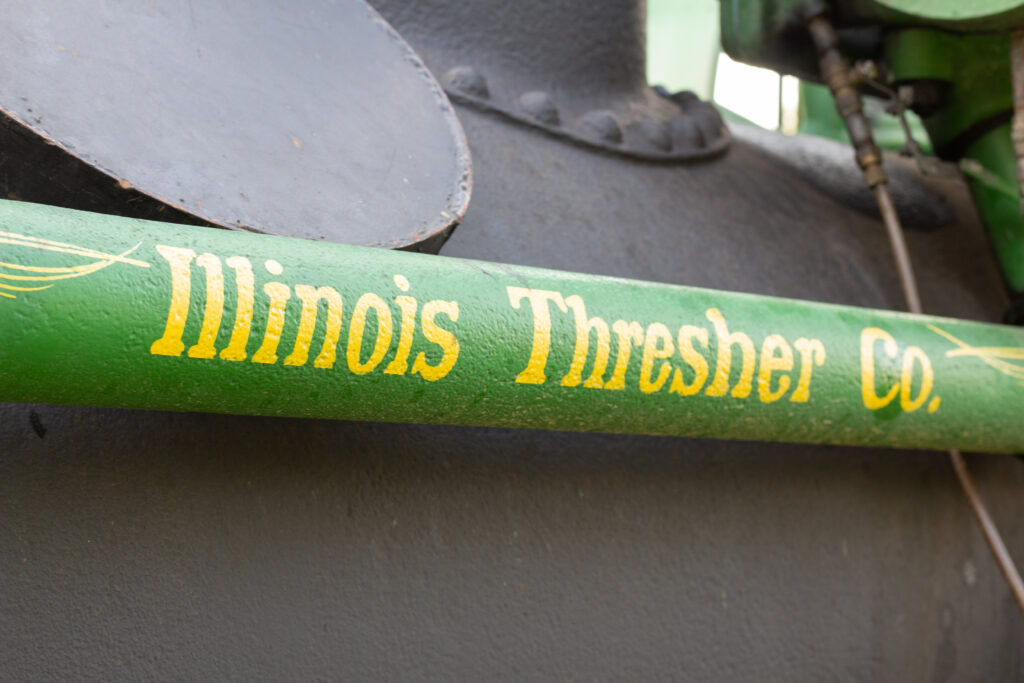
[
  {"xmin": 963, "ymin": 123, "xmax": 1024, "ymax": 294},
  {"xmin": 880, "ymin": 29, "xmax": 1024, "ymax": 298},
  {"xmin": 881, "ymin": 31, "xmax": 1024, "ymax": 299},
  {"xmin": 720, "ymin": 2, "xmax": 1024, "ymax": 326},
  {"xmin": 883, "ymin": 29, "xmax": 1012, "ymax": 152},
  {"xmin": 873, "ymin": 0, "xmax": 1022, "ymax": 19},
  {"xmin": 853, "ymin": 0, "xmax": 1024, "ymax": 31},
  {"xmin": 0, "ymin": 199, "xmax": 1023, "ymax": 452}
]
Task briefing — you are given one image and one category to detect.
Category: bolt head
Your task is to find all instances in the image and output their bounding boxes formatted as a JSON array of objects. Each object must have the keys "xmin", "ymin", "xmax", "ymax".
[
  {"xmin": 518, "ymin": 91, "xmax": 560, "ymax": 126},
  {"xmin": 667, "ymin": 115, "xmax": 705, "ymax": 149},
  {"xmin": 636, "ymin": 120, "xmax": 672, "ymax": 152},
  {"xmin": 579, "ymin": 110, "xmax": 622, "ymax": 144},
  {"xmin": 444, "ymin": 66, "xmax": 489, "ymax": 99}
]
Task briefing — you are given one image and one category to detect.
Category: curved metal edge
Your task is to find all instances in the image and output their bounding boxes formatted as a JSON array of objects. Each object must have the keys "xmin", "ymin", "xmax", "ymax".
[
  {"xmin": 0, "ymin": 0, "xmax": 473, "ymax": 253},
  {"xmin": 363, "ymin": 2, "xmax": 473, "ymax": 252},
  {"xmin": 0, "ymin": 108, "xmax": 226, "ymax": 230}
]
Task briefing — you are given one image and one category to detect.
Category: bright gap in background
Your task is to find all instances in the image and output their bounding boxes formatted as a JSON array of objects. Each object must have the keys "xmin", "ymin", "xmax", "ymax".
[
  {"xmin": 780, "ymin": 75, "xmax": 800, "ymax": 133},
  {"xmin": 712, "ymin": 53, "xmax": 780, "ymax": 129},
  {"xmin": 646, "ymin": 0, "xmax": 720, "ymax": 99},
  {"xmin": 648, "ymin": 1, "xmax": 804, "ymax": 133}
]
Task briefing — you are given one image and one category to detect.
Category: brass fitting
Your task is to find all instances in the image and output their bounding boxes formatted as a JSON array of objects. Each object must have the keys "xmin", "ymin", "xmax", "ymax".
[{"xmin": 806, "ymin": 12, "xmax": 887, "ymax": 188}]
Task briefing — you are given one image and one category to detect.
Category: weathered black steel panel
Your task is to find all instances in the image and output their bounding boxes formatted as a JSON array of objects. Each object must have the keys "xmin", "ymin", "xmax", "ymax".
[
  {"xmin": 0, "ymin": 0, "xmax": 1021, "ymax": 679},
  {"xmin": 0, "ymin": 0, "xmax": 470, "ymax": 250}
]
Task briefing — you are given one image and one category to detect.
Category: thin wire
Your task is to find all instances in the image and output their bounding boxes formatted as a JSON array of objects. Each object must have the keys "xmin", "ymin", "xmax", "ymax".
[
  {"xmin": 873, "ymin": 180, "xmax": 1024, "ymax": 616},
  {"xmin": 806, "ymin": 7, "xmax": 1024, "ymax": 620},
  {"xmin": 873, "ymin": 185, "xmax": 922, "ymax": 314},
  {"xmin": 949, "ymin": 448, "xmax": 1024, "ymax": 615}
]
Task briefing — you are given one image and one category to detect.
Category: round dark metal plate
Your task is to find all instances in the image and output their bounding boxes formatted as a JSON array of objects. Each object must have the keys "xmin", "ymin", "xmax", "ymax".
[{"xmin": 0, "ymin": 0, "xmax": 471, "ymax": 250}]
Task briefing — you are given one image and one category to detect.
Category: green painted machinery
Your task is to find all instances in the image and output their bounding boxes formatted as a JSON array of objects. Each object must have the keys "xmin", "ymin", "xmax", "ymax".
[{"xmin": 724, "ymin": 0, "xmax": 1024, "ymax": 309}]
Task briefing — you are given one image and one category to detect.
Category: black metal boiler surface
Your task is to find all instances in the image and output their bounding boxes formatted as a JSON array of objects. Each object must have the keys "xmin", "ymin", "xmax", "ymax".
[{"xmin": 0, "ymin": 0, "xmax": 1022, "ymax": 680}]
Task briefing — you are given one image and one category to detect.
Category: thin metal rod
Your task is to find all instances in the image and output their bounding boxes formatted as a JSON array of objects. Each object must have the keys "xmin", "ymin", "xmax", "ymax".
[
  {"xmin": 872, "ymin": 187, "xmax": 921, "ymax": 315},
  {"xmin": 875, "ymin": 160, "xmax": 1024, "ymax": 619},
  {"xmin": 949, "ymin": 448, "xmax": 1024, "ymax": 615},
  {"xmin": 873, "ymin": 184, "xmax": 922, "ymax": 314},
  {"xmin": 806, "ymin": 7, "xmax": 1024, "ymax": 619}
]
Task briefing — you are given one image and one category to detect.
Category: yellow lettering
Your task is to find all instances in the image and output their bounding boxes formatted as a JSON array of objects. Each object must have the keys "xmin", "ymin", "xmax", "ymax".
[
  {"xmin": 900, "ymin": 346, "xmax": 934, "ymax": 412},
  {"xmin": 790, "ymin": 338, "xmax": 826, "ymax": 402},
  {"xmin": 669, "ymin": 325, "xmax": 709, "ymax": 396},
  {"xmin": 411, "ymin": 300, "xmax": 460, "ymax": 381},
  {"xmin": 605, "ymin": 320, "xmax": 643, "ymax": 390},
  {"xmin": 705, "ymin": 308, "xmax": 756, "ymax": 399},
  {"xmin": 561, "ymin": 295, "xmax": 612, "ymax": 388},
  {"xmin": 347, "ymin": 293, "xmax": 393, "ymax": 374},
  {"xmin": 757, "ymin": 334, "xmax": 793, "ymax": 403},
  {"xmin": 385, "ymin": 295, "xmax": 418, "ymax": 375},
  {"xmin": 860, "ymin": 327, "xmax": 899, "ymax": 409},
  {"xmin": 639, "ymin": 323, "xmax": 674, "ymax": 394},
  {"xmin": 219, "ymin": 256, "xmax": 255, "ymax": 361},
  {"xmin": 251, "ymin": 282, "xmax": 291, "ymax": 364},
  {"xmin": 187, "ymin": 253, "xmax": 225, "ymax": 359},
  {"xmin": 150, "ymin": 245, "xmax": 196, "ymax": 357},
  {"xmin": 284, "ymin": 285, "xmax": 343, "ymax": 368},
  {"xmin": 506, "ymin": 287, "xmax": 568, "ymax": 384}
]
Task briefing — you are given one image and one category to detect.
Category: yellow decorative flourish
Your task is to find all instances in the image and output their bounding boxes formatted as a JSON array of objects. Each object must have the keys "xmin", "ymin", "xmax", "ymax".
[
  {"xmin": 0, "ymin": 229, "xmax": 149, "ymax": 298},
  {"xmin": 928, "ymin": 324, "xmax": 1024, "ymax": 383}
]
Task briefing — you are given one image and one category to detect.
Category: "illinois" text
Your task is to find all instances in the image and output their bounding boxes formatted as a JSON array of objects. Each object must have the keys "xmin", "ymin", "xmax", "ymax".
[{"xmin": 149, "ymin": 245, "xmax": 460, "ymax": 381}]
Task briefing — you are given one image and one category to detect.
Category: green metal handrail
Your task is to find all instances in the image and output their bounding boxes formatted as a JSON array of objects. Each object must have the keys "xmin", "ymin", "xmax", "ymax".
[{"xmin": 0, "ymin": 198, "xmax": 1021, "ymax": 452}]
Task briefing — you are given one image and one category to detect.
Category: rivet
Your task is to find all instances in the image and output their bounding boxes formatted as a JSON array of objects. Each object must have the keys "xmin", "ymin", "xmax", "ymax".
[
  {"xmin": 667, "ymin": 115, "xmax": 706, "ymax": 149},
  {"xmin": 669, "ymin": 89, "xmax": 700, "ymax": 108},
  {"xmin": 579, "ymin": 110, "xmax": 622, "ymax": 144},
  {"xmin": 518, "ymin": 91, "xmax": 560, "ymax": 126},
  {"xmin": 636, "ymin": 120, "xmax": 672, "ymax": 152},
  {"xmin": 691, "ymin": 102, "xmax": 724, "ymax": 139},
  {"xmin": 444, "ymin": 66, "xmax": 489, "ymax": 99}
]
